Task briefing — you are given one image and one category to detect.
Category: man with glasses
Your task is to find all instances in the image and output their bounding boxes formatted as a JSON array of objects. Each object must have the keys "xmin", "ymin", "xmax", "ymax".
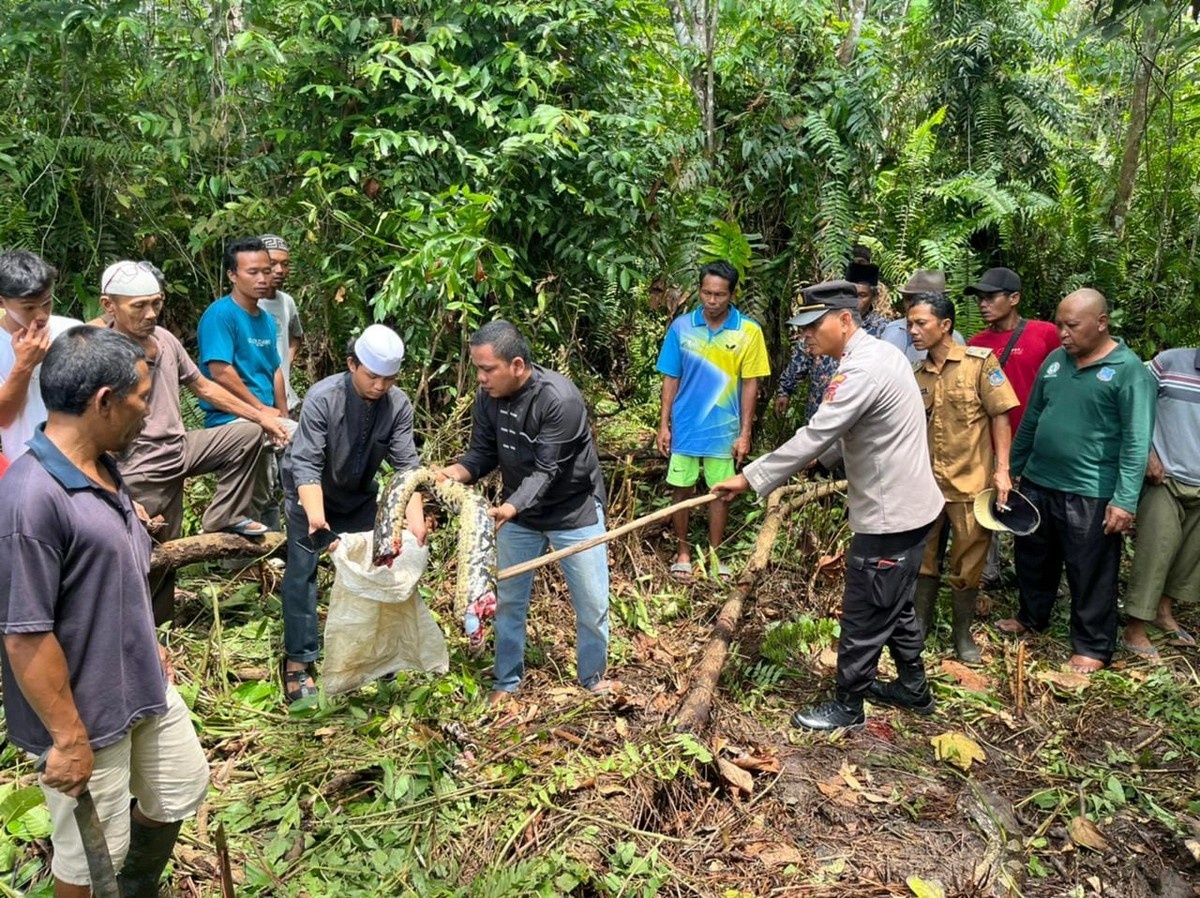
[
  {"xmin": 966, "ymin": 268, "xmax": 1060, "ymax": 590},
  {"xmin": 0, "ymin": 250, "xmax": 82, "ymax": 464},
  {"xmin": 99, "ymin": 261, "xmax": 291, "ymax": 623}
]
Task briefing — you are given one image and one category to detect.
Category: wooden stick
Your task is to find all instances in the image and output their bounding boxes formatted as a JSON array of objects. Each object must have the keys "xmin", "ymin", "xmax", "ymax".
[
  {"xmin": 149, "ymin": 532, "xmax": 286, "ymax": 574},
  {"xmin": 497, "ymin": 492, "xmax": 720, "ymax": 581},
  {"xmin": 672, "ymin": 480, "xmax": 847, "ymax": 733}
]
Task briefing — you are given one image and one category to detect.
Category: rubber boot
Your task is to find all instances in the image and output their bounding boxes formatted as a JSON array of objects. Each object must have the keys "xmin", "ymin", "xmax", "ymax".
[
  {"xmin": 790, "ymin": 690, "xmax": 865, "ymax": 732},
  {"xmin": 867, "ymin": 659, "xmax": 936, "ymax": 715},
  {"xmin": 118, "ymin": 817, "xmax": 183, "ymax": 898},
  {"xmin": 913, "ymin": 576, "xmax": 940, "ymax": 641},
  {"xmin": 951, "ymin": 588, "xmax": 983, "ymax": 664}
]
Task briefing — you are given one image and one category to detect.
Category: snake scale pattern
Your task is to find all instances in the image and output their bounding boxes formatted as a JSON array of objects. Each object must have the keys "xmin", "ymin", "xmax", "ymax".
[{"xmin": 373, "ymin": 467, "xmax": 497, "ymax": 638}]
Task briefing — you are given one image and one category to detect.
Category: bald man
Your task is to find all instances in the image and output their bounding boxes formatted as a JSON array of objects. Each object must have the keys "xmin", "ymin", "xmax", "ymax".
[{"xmin": 998, "ymin": 290, "xmax": 1155, "ymax": 673}]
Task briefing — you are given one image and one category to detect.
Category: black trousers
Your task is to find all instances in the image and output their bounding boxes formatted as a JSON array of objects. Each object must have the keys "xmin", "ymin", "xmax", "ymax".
[
  {"xmin": 837, "ymin": 523, "xmax": 933, "ymax": 696},
  {"xmin": 1013, "ymin": 480, "xmax": 1121, "ymax": 663}
]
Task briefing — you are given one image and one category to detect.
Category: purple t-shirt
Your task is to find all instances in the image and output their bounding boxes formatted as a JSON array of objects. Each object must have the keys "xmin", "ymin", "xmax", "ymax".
[{"xmin": 0, "ymin": 429, "xmax": 166, "ymax": 754}]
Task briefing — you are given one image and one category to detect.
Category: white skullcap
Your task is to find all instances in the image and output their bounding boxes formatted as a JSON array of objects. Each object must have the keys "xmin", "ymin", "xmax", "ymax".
[
  {"xmin": 101, "ymin": 261, "xmax": 160, "ymax": 297},
  {"xmin": 354, "ymin": 325, "xmax": 404, "ymax": 377}
]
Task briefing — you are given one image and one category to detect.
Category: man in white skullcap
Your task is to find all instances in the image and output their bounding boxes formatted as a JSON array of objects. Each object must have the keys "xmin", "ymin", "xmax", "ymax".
[
  {"xmin": 278, "ymin": 324, "xmax": 426, "ymax": 702},
  {"xmin": 98, "ymin": 260, "xmax": 292, "ymax": 624}
]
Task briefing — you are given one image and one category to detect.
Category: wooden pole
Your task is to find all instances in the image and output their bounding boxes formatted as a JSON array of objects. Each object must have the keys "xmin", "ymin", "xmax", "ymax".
[{"xmin": 497, "ymin": 492, "xmax": 720, "ymax": 581}]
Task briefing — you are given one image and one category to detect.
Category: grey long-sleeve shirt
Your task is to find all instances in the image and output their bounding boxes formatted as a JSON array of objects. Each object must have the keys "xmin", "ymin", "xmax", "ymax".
[
  {"xmin": 281, "ymin": 371, "xmax": 420, "ymax": 520},
  {"xmin": 457, "ymin": 365, "xmax": 606, "ymax": 531},
  {"xmin": 744, "ymin": 329, "xmax": 943, "ymax": 535}
]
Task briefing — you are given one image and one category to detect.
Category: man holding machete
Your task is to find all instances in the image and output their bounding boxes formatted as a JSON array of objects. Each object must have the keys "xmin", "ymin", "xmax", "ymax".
[{"xmin": 0, "ymin": 327, "xmax": 209, "ymax": 897}]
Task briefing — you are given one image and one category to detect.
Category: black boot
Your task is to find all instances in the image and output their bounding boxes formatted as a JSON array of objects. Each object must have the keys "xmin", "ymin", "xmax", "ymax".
[
  {"xmin": 951, "ymin": 588, "xmax": 983, "ymax": 664},
  {"xmin": 118, "ymin": 817, "xmax": 183, "ymax": 898},
  {"xmin": 790, "ymin": 691, "xmax": 865, "ymax": 731},
  {"xmin": 913, "ymin": 576, "xmax": 939, "ymax": 641},
  {"xmin": 867, "ymin": 660, "xmax": 935, "ymax": 715}
]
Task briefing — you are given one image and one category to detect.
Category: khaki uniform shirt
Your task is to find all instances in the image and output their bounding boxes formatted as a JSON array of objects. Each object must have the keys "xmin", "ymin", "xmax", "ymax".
[
  {"xmin": 744, "ymin": 329, "xmax": 943, "ymax": 535},
  {"xmin": 914, "ymin": 344, "xmax": 1019, "ymax": 502}
]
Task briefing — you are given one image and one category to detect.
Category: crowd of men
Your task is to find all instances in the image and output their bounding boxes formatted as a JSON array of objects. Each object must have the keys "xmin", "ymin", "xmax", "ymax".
[{"xmin": 0, "ymin": 240, "xmax": 1195, "ymax": 892}]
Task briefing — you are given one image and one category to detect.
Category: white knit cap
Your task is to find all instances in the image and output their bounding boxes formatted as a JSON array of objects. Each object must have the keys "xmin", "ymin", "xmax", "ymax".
[
  {"xmin": 101, "ymin": 261, "xmax": 160, "ymax": 297},
  {"xmin": 354, "ymin": 325, "xmax": 404, "ymax": 377}
]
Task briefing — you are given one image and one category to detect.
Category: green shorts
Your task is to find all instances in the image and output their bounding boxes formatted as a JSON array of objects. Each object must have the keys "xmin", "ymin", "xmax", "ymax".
[{"xmin": 666, "ymin": 454, "xmax": 735, "ymax": 489}]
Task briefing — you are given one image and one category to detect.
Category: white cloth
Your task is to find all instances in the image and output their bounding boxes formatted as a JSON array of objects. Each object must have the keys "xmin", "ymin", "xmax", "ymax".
[
  {"xmin": 257, "ymin": 290, "xmax": 304, "ymax": 410},
  {"xmin": 0, "ymin": 315, "xmax": 83, "ymax": 461}
]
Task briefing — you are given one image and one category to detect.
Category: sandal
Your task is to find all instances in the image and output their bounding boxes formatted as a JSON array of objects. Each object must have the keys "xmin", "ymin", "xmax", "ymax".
[
  {"xmin": 587, "ymin": 679, "xmax": 621, "ymax": 696},
  {"xmin": 716, "ymin": 563, "xmax": 732, "ymax": 581},
  {"xmin": 1153, "ymin": 624, "xmax": 1197, "ymax": 648},
  {"xmin": 1120, "ymin": 640, "xmax": 1162, "ymax": 662},
  {"xmin": 280, "ymin": 658, "xmax": 317, "ymax": 703},
  {"xmin": 670, "ymin": 561, "xmax": 693, "ymax": 582},
  {"xmin": 224, "ymin": 518, "xmax": 270, "ymax": 538}
]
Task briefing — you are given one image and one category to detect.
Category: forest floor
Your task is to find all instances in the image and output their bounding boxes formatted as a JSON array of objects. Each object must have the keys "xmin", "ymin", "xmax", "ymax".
[{"xmin": 2, "ymin": 471, "xmax": 1199, "ymax": 898}]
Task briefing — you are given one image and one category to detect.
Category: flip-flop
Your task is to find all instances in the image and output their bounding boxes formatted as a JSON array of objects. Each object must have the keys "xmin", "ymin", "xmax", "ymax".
[
  {"xmin": 670, "ymin": 561, "xmax": 693, "ymax": 582},
  {"xmin": 1163, "ymin": 626, "xmax": 1196, "ymax": 648},
  {"xmin": 716, "ymin": 563, "xmax": 732, "ymax": 581},
  {"xmin": 587, "ymin": 679, "xmax": 621, "ymax": 696},
  {"xmin": 224, "ymin": 518, "xmax": 269, "ymax": 537},
  {"xmin": 1120, "ymin": 640, "xmax": 1162, "ymax": 662}
]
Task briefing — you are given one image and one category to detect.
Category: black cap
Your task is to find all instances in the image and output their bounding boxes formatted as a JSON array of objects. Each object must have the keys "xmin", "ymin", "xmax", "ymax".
[
  {"xmin": 845, "ymin": 261, "xmax": 879, "ymax": 287},
  {"xmin": 965, "ymin": 267, "xmax": 1021, "ymax": 296},
  {"xmin": 787, "ymin": 280, "xmax": 860, "ymax": 327},
  {"xmin": 973, "ymin": 488, "xmax": 1040, "ymax": 536}
]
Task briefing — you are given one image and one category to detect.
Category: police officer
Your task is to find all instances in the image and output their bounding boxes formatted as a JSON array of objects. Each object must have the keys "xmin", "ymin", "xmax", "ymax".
[
  {"xmin": 908, "ymin": 293, "xmax": 1019, "ymax": 662},
  {"xmin": 713, "ymin": 281, "xmax": 944, "ymax": 730}
]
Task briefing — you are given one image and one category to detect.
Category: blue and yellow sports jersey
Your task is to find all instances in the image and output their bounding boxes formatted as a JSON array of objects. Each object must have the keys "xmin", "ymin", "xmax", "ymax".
[{"xmin": 656, "ymin": 306, "xmax": 771, "ymax": 458}]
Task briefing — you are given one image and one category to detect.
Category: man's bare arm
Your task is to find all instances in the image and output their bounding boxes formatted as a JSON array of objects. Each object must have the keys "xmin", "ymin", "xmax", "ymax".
[{"xmin": 3, "ymin": 633, "xmax": 92, "ymax": 796}]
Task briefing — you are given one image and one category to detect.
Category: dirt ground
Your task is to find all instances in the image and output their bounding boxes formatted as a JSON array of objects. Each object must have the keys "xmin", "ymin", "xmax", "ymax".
[{"xmin": 481, "ymin": 521, "xmax": 1200, "ymax": 898}]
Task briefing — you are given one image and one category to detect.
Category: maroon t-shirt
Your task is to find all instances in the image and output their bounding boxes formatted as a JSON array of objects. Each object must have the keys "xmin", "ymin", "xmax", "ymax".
[{"xmin": 967, "ymin": 320, "xmax": 1060, "ymax": 433}]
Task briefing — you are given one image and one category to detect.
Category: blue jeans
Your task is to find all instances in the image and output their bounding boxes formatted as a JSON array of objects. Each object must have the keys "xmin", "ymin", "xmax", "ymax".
[{"xmin": 493, "ymin": 504, "xmax": 610, "ymax": 693}]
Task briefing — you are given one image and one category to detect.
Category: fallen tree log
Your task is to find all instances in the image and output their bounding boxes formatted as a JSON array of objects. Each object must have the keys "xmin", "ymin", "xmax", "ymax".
[
  {"xmin": 672, "ymin": 478, "xmax": 847, "ymax": 733},
  {"xmin": 149, "ymin": 532, "xmax": 286, "ymax": 574}
]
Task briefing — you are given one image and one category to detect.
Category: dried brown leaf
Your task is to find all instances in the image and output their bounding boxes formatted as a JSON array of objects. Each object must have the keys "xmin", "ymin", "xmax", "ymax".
[
  {"xmin": 717, "ymin": 758, "xmax": 754, "ymax": 794},
  {"xmin": 1067, "ymin": 815, "xmax": 1110, "ymax": 852}
]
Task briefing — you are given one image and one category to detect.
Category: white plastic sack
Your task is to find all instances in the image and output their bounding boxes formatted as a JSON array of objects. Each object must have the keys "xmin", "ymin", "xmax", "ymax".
[{"xmin": 322, "ymin": 530, "xmax": 448, "ymax": 695}]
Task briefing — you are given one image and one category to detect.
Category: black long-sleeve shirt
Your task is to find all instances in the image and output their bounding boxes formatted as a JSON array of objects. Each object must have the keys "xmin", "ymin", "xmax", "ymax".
[
  {"xmin": 282, "ymin": 372, "xmax": 420, "ymax": 522},
  {"xmin": 458, "ymin": 365, "xmax": 605, "ymax": 531}
]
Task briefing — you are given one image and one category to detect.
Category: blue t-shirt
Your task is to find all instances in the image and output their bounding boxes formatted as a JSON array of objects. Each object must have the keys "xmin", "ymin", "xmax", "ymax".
[
  {"xmin": 656, "ymin": 307, "xmax": 771, "ymax": 458},
  {"xmin": 196, "ymin": 295, "xmax": 281, "ymax": 426}
]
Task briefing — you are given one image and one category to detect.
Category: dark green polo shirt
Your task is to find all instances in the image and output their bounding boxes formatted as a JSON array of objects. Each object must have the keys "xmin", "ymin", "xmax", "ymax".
[{"xmin": 1011, "ymin": 340, "xmax": 1156, "ymax": 513}]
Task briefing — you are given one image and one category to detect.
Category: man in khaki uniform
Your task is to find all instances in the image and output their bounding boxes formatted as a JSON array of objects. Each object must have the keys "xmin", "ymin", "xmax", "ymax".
[{"xmin": 909, "ymin": 294, "xmax": 1018, "ymax": 662}]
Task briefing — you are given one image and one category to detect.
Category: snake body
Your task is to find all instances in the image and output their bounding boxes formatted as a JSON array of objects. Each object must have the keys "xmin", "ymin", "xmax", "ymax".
[{"xmin": 373, "ymin": 468, "xmax": 497, "ymax": 636}]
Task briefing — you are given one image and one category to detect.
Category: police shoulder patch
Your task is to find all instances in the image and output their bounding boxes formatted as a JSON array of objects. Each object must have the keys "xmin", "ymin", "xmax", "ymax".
[
  {"xmin": 988, "ymin": 368, "xmax": 1006, "ymax": 387},
  {"xmin": 965, "ymin": 346, "xmax": 993, "ymax": 359},
  {"xmin": 823, "ymin": 373, "xmax": 847, "ymax": 403}
]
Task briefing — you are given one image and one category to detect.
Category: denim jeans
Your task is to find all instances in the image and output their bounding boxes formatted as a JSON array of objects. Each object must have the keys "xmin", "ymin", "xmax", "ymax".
[{"xmin": 493, "ymin": 503, "xmax": 610, "ymax": 693}]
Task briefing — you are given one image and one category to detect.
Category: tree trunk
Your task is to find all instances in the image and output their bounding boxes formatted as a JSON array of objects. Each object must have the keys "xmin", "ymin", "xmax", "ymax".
[
  {"xmin": 667, "ymin": 0, "xmax": 718, "ymax": 153},
  {"xmin": 149, "ymin": 532, "xmax": 286, "ymax": 574},
  {"xmin": 1109, "ymin": 19, "xmax": 1161, "ymax": 235},
  {"xmin": 837, "ymin": 0, "xmax": 869, "ymax": 66},
  {"xmin": 672, "ymin": 480, "xmax": 847, "ymax": 733}
]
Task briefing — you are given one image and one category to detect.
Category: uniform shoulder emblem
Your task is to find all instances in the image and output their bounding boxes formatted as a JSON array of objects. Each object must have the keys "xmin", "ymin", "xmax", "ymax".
[
  {"xmin": 988, "ymin": 369, "xmax": 1006, "ymax": 386},
  {"xmin": 823, "ymin": 373, "xmax": 847, "ymax": 403},
  {"xmin": 965, "ymin": 346, "xmax": 993, "ymax": 359}
]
